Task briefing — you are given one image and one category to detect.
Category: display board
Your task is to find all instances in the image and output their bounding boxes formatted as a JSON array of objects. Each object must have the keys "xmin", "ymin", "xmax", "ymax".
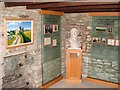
[
  {"xmin": 41, "ymin": 14, "xmax": 61, "ymax": 85},
  {"xmin": 91, "ymin": 16, "xmax": 119, "ymax": 61}
]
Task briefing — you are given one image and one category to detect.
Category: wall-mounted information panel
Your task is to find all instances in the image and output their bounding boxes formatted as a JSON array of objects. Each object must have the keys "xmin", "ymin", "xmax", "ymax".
[
  {"xmin": 91, "ymin": 16, "xmax": 119, "ymax": 61},
  {"xmin": 41, "ymin": 12, "xmax": 62, "ymax": 85}
]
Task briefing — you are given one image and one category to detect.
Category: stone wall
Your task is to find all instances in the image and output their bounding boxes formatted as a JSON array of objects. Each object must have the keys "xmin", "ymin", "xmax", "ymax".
[
  {"xmin": 0, "ymin": 2, "xmax": 6, "ymax": 89},
  {"xmin": 61, "ymin": 13, "xmax": 90, "ymax": 78},
  {"xmin": 0, "ymin": 2, "xmax": 119, "ymax": 89},
  {"xmin": 0, "ymin": 2, "xmax": 42, "ymax": 88},
  {"xmin": 88, "ymin": 58, "xmax": 119, "ymax": 83},
  {"xmin": 88, "ymin": 16, "xmax": 119, "ymax": 84},
  {"xmin": 61, "ymin": 13, "xmax": 119, "ymax": 84}
]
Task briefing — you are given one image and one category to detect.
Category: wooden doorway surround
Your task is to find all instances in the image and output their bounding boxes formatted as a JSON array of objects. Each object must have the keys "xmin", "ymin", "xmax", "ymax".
[{"xmin": 66, "ymin": 48, "xmax": 82, "ymax": 82}]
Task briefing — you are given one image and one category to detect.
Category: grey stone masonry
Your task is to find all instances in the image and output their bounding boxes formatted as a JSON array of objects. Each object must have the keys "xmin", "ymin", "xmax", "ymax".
[
  {"xmin": 0, "ymin": 2, "xmax": 5, "ymax": 89},
  {"xmin": 61, "ymin": 13, "xmax": 90, "ymax": 79},
  {"xmin": 61, "ymin": 13, "xmax": 119, "ymax": 84},
  {"xmin": 88, "ymin": 58, "xmax": 119, "ymax": 83},
  {"xmin": 0, "ymin": 2, "xmax": 42, "ymax": 88},
  {"xmin": 88, "ymin": 16, "xmax": 119, "ymax": 84}
]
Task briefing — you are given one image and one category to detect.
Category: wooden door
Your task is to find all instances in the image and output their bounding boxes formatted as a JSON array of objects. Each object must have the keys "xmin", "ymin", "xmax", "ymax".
[{"xmin": 66, "ymin": 49, "xmax": 82, "ymax": 80}]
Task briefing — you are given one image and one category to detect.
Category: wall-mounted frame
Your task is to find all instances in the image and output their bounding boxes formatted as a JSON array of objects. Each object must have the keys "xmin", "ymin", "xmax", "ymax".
[
  {"xmin": 96, "ymin": 26, "xmax": 107, "ymax": 32},
  {"xmin": 107, "ymin": 27, "xmax": 113, "ymax": 34},
  {"xmin": 53, "ymin": 24, "xmax": 58, "ymax": 32},
  {"xmin": 4, "ymin": 18, "xmax": 33, "ymax": 48},
  {"xmin": 101, "ymin": 38, "xmax": 107, "ymax": 44},
  {"xmin": 44, "ymin": 37, "xmax": 51, "ymax": 46},
  {"xmin": 52, "ymin": 39, "xmax": 57, "ymax": 47},
  {"xmin": 44, "ymin": 24, "xmax": 53, "ymax": 34},
  {"xmin": 107, "ymin": 39, "xmax": 115, "ymax": 46},
  {"xmin": 92, "ymin": 37, "xmax": 101, "ymax": 43},
  {"xmin": 114, "ymin": 40, "xmax": 119, "ymax": 46}
]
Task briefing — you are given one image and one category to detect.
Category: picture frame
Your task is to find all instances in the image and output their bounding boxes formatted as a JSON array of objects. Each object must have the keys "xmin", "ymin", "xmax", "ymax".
[
  {"xmin": 92, "ymin": 37, "xmax": 101, "ymax": 43},
  {"xmin": 101, "ymin": 38, "xmax": 107, "ymax": 44},
  {"xmin": 107, "ymin": 39, "xmax": 115, "ymax": 46},
  {"xmin": 107, "ymin": 27, "xmax": 113, "ymax": 34},
  {"xmin": 44, "ymin": 37, "xmax": 51, "ymax": 46},
  {"xmin": 53, "ymin": 24, "xmax": 58, "ymax": 32},
  {"xmin": 115, "ymin": 40, "xmax": 119, "ymax": 46},
  {"xmin": 52, "ymin": 39, "xmax": 57, "ymax": 47},
  {"xmin": 4, "ymin": 18, "xmax": 33, "ymax": 48},
  {"xmin": 96, "ymin": 26, "xmax": 107, "ymax": 32},
  {"xmin": 44, "ymin": 24, "xmax": 53, "ymax": 34}
]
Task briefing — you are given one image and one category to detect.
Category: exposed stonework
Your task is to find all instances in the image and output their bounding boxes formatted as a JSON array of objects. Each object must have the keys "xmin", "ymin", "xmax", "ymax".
[
  {"xmin": 61, "ymin": 13, "xmax": 90, "ymax": 78},
  {"xmin": 88, "ymin": 16, "xmax": 119, "ymax": 84},
  {"xmin": 88, "ymin": 58, "xmax": 119, "ymax": 83},
  {"xmin": 61, "ymin": 13, "xmax": 119, "ymax": 84},
  {"xmin": 0, "ymin": 2, "xmax": 42, "ymax": 88},
  {"xmin": 0, "ymin": 2, "xmax": 5, "ymax": 89},
  {"xmin": 0, "ymin": 2, "xmax": 119, "ymax": 89},
  {"xmin": 42, "ymin": 58, "xmax": 61, "ymax": 85}
]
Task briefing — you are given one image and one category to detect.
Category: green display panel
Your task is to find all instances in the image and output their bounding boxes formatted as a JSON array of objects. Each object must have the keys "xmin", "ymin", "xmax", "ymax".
[
  {"xmin": 41, "ymin": 15, "xmax": 61, "ymax": 85},
  {"xmin": 91, "ymin": 16, "xmax": 119, "ymax": 61}
]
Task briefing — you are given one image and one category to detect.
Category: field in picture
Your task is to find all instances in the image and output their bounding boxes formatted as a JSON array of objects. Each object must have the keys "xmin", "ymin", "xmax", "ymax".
[{"xmin": 7, "ymin": 21, "xmax": 32, "ymax": 46}]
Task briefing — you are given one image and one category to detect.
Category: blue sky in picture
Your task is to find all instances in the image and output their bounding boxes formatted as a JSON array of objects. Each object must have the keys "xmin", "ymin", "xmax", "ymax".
[{"xmin": 7, "ymin": 21, "xmax": 32, "ymax": 31}]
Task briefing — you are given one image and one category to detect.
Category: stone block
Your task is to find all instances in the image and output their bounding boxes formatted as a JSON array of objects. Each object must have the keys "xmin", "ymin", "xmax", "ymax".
[
  {"xmin": 97, "ymin": 72, "xmax": 109, "ymax": 81},
  {"xmin": 94, "ymin": 64, "xmax": 103, "ymax": 68},
  {"xmin": 112, "ymin": 61, "xmax": 118, "ymax": 67},
  {"xmin": 94, "ymin": 67, "xmax": 103, "ymax": 73},
  {"xmin": 109, "ymin": 76, "xmax": 118, "ymax": 83}
]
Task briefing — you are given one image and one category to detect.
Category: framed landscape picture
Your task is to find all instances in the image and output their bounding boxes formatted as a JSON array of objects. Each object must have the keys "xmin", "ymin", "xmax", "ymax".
[
  {"xmin": 4, "ymin": 18, "xmax": 33, "ymax": 48},
  {"xmin": 96, "ymin": 26, "xmax": 106, "ymax": 32}
]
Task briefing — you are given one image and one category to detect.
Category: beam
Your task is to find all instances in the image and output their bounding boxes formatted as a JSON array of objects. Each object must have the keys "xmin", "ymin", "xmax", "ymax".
[
  {"xmin": 89, "ymin": 12, "xmax": 120, "ymax": 16},
  {"xmin": 39, "ymin": 10, "xmax": 64, "ymax": 16},
  {"xmin": 57, "ymin": 8, "xmax": 119, "ymax": 13},
  {"xmin": 43, "ymin": 4, "xmax": 119, "ymax": 11},
  {"xmin": 4, "ymin": 2, "xmax": 42, "ymax": 7},
  {"xmin": 26, "ymin": 2, "xmax": 116, "ymax": 9}
]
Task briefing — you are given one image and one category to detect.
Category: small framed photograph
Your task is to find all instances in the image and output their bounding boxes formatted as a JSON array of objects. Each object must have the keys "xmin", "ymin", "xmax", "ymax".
[
  {"xmin": 53, "ymin": 24, "xmax": 58, "ymax": 32},
  {"xmin": 44, "ymin": 37, "xmax": 51, "ymax": 46},
  {"xmin": 96, "ymin": 27, "xmax": 106, "ymax": 32},
  {"xmin": 101, "ymin": 38, "xmax": 107, "ymax": 44},
  {"xmin": 107, "ymin": 27, "xmax": 113, "ymax": 33},
  {"xmin": 115, "ymin": 40, "xmax": 119, "ymax": 46},
  {"xmin": 4, "ymin": 18, "xmax": 33, "ymax": 48},
  {"xmin": 107, "ymin": 39, "xmax": 115, "ymax": 46},
  {"xmin": 44, "ymin": 25, "xmax": 53, "ymax": 34},
  {"xmin": 92, "ymin": 37, "xmax": 101, "ymax": 43},
  {"xmin": 52, "ymin": 39, "xmax": 57, "ymax": 47}
]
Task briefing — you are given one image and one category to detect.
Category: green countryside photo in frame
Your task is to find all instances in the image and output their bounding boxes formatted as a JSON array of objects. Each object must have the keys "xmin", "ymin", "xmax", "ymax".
[
  {"xmin": 4, "ymin": 19, "xmax": 33, "ymax": 48},
  {"xmin": 96, "ymin": 26, "xmax": 107, "ymax": 32}
]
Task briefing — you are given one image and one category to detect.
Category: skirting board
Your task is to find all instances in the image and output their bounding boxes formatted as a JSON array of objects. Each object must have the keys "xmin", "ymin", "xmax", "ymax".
[
  {"xmin": 39, "ymin": 75, "xmax": 63, "ymax": 88},
  {"xmin": 85, "ymin": 77, "xmax": 120, "ymax": 88}
]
